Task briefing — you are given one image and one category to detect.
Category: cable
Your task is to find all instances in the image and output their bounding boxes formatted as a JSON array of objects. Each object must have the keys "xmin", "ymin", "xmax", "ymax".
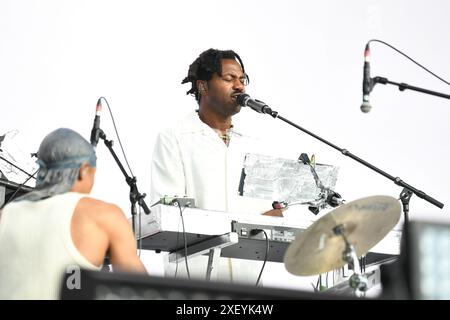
[
  {"xmin": 368, "ymin": 39, "xmax": 450, "ymax": 86},
  {"xmin": 255, "ymin": 229, "xmax": 269, "ymax": 287},
  {"xmin": 174, "ymin": 217, "xmax": 181, "ymax": 278},
  {"xmin": 174, "ymin": 200, "xmax": 191, "ymax": 279},
  {"xmin": 98, "ymin": 97, "xmax": 135, "ymax": 177},
  {"xmin": 1, "ymin": 169, "xmax": 38, "ymax": 208},
  {"xmin": 314, "ymin": 276, "xmax": 320, "ymax": 292},
  {"xmin": 319, "ymin": 274, "xmax": 322, "ymax": 290},
  {"xmin": 0, "ymin": 155, "xmax": 36, "ymax": 180},
  {"xmin": 173, "ymin": 205, "xmax": 184, "ymax": 278},
  {"xmin": 137, "ymin": 205, "xmax": 142, "ymax": 257}
]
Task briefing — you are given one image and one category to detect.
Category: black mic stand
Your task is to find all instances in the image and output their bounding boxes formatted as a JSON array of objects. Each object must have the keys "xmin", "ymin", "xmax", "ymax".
[
  {"xmin": 0, "ymin": 155, "xmax": 36, "ymax": 181},
  {"xmin": 372, "ymin": 76, "xmax": 450, "ymax": 100},
  {"xmin": 98, "ymin": 129, "xmax": 151, "ymax": 235},
  {"xmin": 253, "ymin": 106, "xmax": 444, "ymax": 223},
  {"xmin": 370, "ymin": 75, "xmax": 449, "ymax": 220},
  {"xmin": 0, "ymin": 155, "xmax": 37, "ymax": 207}
]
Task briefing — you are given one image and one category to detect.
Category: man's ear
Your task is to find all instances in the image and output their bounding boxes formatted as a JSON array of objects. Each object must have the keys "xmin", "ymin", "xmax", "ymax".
[
  {"xmin": 79, "ymin": 162, "xmax": 90, "ymax": 180},
  {"xmin": 197, "ymin": 80, "xmax": 208, "ymax": 93}
]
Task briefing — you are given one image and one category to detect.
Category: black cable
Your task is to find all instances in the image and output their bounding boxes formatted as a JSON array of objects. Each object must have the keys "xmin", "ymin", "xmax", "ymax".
[
  {"xmin": 255, "ymin": 229, "xmax": 269, "ymax": 287},
  {"xmin": 173, "ymin": 208, "xmax": 185, "ymax": 278},
  {"xmin": 1, "ymin": 169, "xmax": 38, "ymax": 208},
  {"xmin": 174, "ymin": 218, "xmax": 181, "ymax": 278},
  {"xmin": 174, "ymin": 200, "xmax": 190, "ymax": 279},
  {"xmin": 360, "ymin": 256, "xmax": 364, "ymax": 274},
  {"xmin": 319, "ymin": 274, "xmax": 322, "ymax": 290},
  {"xmin": 98, "ymin": 97, "xmax": 135, "ymax": 177},
  {"xmin": 314, "ymin": 276, "xmax": 320, "ymax": 292},
  {"xmin": 138, "ymin": 205, "xmax": 142, "ymax": 257},
  {"xmin": 0, "ymin": 155, "xmax": 36, "ymax": 180},
  {"xmin": 368, "ymin": 39, "xmax": 450, "ymax": 86}
]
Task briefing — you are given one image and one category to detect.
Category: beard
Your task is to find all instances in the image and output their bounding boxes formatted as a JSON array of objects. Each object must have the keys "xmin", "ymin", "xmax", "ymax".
[
  {"xmin": 209, "ymin": 96, "xmax": 242, "ymax": 117},
  {"xmin": 227, "ymin": 102, "xmax": 242, "ymax": 116}
]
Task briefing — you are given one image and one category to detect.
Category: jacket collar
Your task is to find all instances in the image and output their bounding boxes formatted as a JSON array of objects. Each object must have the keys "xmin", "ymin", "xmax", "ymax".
[{"xmin": 178, "ymin": 110, "xmax": 243, "ymax": 137}]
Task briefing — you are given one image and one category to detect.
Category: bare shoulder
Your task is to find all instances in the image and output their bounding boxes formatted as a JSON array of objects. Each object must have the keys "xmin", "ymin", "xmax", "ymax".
[{"xmin": 76, "ymin": 197, "xmax": 126, "ymax": 221}]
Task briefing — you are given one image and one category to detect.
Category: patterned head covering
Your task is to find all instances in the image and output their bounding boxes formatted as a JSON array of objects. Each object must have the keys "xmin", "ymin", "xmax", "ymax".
[{"xmin": 15, "ymin": 128, "xmax": 96, "ymax": 202}]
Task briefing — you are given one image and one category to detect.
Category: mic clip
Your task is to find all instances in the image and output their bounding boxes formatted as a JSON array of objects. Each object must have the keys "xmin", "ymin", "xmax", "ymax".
[
  {"xmin": 159, "ymin": 195, "xmax": 196, "ymax": 208},
  {"xmin": 272, "ymin": 200, "xmax": 288, "ymax": 210},
  {"xmin": 325, "ymin": 190, "xmax": 343, "ymax": 207},
  {"xmin": 307, "ymin": 190, "xmax": 344, "ymax": 215}
]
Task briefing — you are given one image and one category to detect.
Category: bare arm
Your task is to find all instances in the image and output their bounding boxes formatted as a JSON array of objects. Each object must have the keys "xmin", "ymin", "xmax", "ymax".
[{"xmin": 99, "ymin": 204, "xmax": 147, "ymax": 273}]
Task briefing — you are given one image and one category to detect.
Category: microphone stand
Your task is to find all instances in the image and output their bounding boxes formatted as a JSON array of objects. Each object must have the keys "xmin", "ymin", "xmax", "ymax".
[
  {"xmin": 372, "ymin": 76, "xmax": 450, "ymax": 100},
  {"xmin": 254, "ymin": 107, "xmax": 444, "ymax": 223},
  {"xmin": 98, "ymin": 129, "xmax": 151, "ymax": 235}
]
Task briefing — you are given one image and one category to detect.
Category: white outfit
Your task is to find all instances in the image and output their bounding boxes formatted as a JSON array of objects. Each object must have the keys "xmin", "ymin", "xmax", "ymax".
[
  {"xmin": 0, "ymin": 192, "xmax": 101, "ymax": 299},
  {"xmin": 151, "ymin": 111, "xmax": 272, "ymax": 285}
]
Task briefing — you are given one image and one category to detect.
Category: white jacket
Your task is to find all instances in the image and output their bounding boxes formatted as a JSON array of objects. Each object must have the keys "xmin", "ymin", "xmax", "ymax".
[
  {"xmin": 150, "ymin": 111, "xmax": 272, "ymax": 284},
  {"xmin": 151, "ymin": 111, "xmax": 270, "ymax": 214}
]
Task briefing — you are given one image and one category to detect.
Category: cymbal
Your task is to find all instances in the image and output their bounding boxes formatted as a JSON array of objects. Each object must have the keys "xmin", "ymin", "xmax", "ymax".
[{"xmin": 284, "ymin": 195, "xmax": 401, "ymax": 276}]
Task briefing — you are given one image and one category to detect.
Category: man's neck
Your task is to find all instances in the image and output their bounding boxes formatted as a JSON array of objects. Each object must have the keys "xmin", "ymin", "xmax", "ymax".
[{"xmin": 198, "ymin": 107, "xmax": 232, "ymax": 132}]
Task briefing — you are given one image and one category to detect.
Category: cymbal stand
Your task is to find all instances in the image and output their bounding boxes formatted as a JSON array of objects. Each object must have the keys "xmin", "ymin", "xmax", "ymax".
[{"xmin": 333, "ymin": 224, "xmax": 369, "ymax": 297}]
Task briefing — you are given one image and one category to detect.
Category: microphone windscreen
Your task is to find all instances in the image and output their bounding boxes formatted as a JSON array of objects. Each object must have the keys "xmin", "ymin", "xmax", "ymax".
[
  {"xmin": 236, "ymin": 93, "xmax": 250, "ymax": 106},
  {"xmin": 361, "ymin": 101, "xmax": 371, "ymax": 113}
]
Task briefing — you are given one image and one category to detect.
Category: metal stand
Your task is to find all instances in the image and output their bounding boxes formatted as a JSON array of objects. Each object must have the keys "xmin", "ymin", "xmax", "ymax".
[
  {"xmin": 0, "ymin": 155, "xmax": 35, "ymax": 181},
  {"xmin": 333, "ymin": 224, "xmax": 369, "ymax": 297},
  {"xmin": 0, "ymin": 156, "xmax": 36, "ymax": 206},
  {"xmin": 372, "ymin": 76, "xmax": 450, "ymax": 100},
  {"xmin": 247, "ymin": 103, "xmax": 443, "ymax": 214},
  {"xmin": 98, "ymin": 129, "xmax": 150, "ymax": 235},
  {"xmin": 206, "ymin": 248, "xmax": 222, "ymax": 281},
  {"xmin": 167, "ymin": 232, "xmax": 239, "ymax": 281},
  {"xmin": 299, "ymin": 153, "xmax": 344, "ymax": 215},
  {"xmin": 400, "ymin": 188, "xmax": 413, "ymax": 223}
]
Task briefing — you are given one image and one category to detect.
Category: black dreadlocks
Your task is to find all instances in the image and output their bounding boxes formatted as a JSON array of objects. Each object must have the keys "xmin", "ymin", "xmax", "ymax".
[{"xmin": 181, "ymin": 48, "xmax": 249, "ymax": 103}]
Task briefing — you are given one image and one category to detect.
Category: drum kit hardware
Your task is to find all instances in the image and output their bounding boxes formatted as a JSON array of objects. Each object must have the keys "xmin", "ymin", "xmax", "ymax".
[{"xmin": 284, "ymin": 195, "xmax": 402, "ymax": 297}]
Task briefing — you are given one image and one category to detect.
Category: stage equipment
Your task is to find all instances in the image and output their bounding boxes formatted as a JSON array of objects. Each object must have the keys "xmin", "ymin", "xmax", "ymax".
[
  {"xmin": 237, "ymin": 93, "xmax": 443, "ymax": 223},
  {"xmin": 60, "ymin": 269, "xmax": 348, "ymax": 300},
  {"xmin": 284, "ymin": 195, "xmax": 401, "ymax": 296}
]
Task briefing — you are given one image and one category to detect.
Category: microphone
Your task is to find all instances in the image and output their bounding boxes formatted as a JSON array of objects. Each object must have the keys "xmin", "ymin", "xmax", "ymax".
[
  {"xmin": 90, "ymin": 98, "xmax": 102, "ymax": 148},
  {"xmin": 236, "ymin": 94, "xmax": 273, "ymax": 114},
  {"xmin": 361, "ymin": 44, "xmax": 373, "ymax": 113}
]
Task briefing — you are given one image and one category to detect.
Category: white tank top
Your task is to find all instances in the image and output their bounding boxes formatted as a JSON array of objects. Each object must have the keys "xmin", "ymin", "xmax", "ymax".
[{"xmin": 0, "ymin": 192, "xmax": 101, "ymax": 299}]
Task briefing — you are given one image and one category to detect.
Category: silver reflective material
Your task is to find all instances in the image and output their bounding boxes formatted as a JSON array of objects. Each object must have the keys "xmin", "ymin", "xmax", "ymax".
[
  {"xmin": 0, "ymin": 130, "xmax": 38, "ymax": 185},
  {"xmin": 239, "ymin": 153, "xmax": 339, "ymax": 204}
]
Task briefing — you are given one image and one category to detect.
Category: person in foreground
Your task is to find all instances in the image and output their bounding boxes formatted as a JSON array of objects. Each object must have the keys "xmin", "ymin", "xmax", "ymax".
[{"xmin": 0, "ymin": 128, "xmax": 146, "ymax": 299}]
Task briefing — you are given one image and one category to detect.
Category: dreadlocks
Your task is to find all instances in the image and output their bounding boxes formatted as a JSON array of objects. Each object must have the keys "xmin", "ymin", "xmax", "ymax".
[{"xmin": 181, "ymin": 48, "xmax": 249, "ymax": 102}]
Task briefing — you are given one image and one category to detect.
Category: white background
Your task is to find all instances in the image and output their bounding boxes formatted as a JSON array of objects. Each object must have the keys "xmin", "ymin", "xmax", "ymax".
[{"xmin": 1, "ymin": 0, "xmax": 449, "ymax": 291}]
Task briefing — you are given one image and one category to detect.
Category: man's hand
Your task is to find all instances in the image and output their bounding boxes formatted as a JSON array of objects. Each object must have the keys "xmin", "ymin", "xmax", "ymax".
[{"xmin": 262, "ymin": 208, "xmax": 284, "ymax": 217}]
